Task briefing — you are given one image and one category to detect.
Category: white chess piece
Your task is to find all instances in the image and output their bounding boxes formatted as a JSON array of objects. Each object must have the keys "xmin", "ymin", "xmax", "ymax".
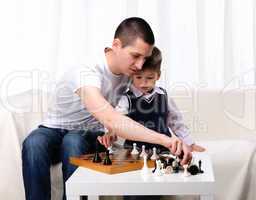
[
  {"xmin": 150, "ymin": 147, "xmax": 159, "ymax": 160},
  {"xmin": 160, "ymin": 163, "xmax": 165, "ymax": 174},
  {"xmin": 104, "ymin": 127, "xmax": 114, "ymax": 154},
  {"xmin": 165, "ymin": 166, "xmax": 173, "ymax": 174},
  {"xmin": 154, "ymin": 160, "xmax": 163, "ymax": 176},
  {"xmin": 141, "ymin": 155, "xmax": 150, "ymax": 175},
  {"xmin": 108, "ymin": 146, "xmax": 114, "ymax": 154},
  {"xmin": 140, "ymin": 145, "xmax": 147, "ymax": 158},
  {"xmin": 131, "ymin": 143, "xmax": 139, "ymax": 155},
  {"xmin": 183, "ymin": 164, "xmax": 190, "ymax": 177}
]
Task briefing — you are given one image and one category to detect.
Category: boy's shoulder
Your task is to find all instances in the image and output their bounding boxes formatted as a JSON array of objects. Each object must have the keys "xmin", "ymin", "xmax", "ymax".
[{"xmin": 155, "ymin": 86, "xmax": 168, "ymax": 95}]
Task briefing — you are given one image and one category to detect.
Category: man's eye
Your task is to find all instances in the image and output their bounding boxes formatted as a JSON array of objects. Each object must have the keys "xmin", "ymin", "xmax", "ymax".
[
  {"xmin": 147, "ymin": 77, "xmax": 154, "ymax": 80},
  {"xmin": 136, "ymin": 76, "xmax": 142, "ymax": 79},
  {"xmin": 132, "ymin": 55, "xmax": 140, "ymax": 58}
]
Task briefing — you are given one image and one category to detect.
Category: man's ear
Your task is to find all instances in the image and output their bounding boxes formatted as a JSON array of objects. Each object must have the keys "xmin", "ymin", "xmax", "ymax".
[{"xmin": 112, "ymin": 38, "xmax": 122, "ymax": 49}]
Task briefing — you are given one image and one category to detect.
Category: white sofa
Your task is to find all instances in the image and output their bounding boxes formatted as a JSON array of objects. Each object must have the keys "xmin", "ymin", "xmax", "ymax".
[{"xmin": 0, "ymin": 88, "xmax": 256, "ymax": 200}]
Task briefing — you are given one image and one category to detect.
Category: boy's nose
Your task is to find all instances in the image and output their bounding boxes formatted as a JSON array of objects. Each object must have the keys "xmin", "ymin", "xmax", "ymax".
[{"xmin": 140, "ymin": 80, "xmax": 147, "ymax": 87}]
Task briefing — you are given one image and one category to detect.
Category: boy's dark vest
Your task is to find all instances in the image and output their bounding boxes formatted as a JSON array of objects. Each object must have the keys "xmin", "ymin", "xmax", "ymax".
[{"xmin": 124, "ymin": 88, "xmax": 171, "ymax": 151}]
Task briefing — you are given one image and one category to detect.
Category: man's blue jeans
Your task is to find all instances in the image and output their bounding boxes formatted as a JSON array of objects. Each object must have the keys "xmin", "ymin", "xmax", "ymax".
[{"xmin": 22, "ymin": 125, "xmax": 104, "ymax": 200}]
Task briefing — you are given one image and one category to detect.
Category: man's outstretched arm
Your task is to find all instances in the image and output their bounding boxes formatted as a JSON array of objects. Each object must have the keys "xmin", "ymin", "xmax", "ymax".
[{"xmin": 76, "ymin": 86, "xmax": 192, "ymax": 165}]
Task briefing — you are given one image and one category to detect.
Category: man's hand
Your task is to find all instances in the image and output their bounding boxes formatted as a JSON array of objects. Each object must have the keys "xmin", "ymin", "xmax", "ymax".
[
  {"xmin": 162, "ymin": 135, "xmax": 192, "ymax": 165},
  {"xmin": 97, "ymin": 134, "xmax": 117, "ymax": 148},
  {"xmin": 180, "ymin": 143, "xmax": 193, "ymax": 165}
]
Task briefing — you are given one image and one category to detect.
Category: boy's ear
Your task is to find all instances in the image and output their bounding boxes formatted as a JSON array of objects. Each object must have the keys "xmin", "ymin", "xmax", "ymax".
[
  {"xmin": 157, "ymin": 71, "xmax": 161, "ymax": 80},
  {"xmin": 112, "ymin": 38, "xmax": 122, "ymax": 49}
]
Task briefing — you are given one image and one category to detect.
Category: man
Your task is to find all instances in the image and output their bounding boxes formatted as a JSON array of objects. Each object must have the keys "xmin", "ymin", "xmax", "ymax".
[{"xmin": 22, "ymin": 17, "xmax": 192, "ymax": 200}]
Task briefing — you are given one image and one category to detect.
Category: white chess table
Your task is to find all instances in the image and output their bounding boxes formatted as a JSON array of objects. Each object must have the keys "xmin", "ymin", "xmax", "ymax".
[{"xmin": 66, "ymin": 152, "xmax": 215, "ymax": 200}]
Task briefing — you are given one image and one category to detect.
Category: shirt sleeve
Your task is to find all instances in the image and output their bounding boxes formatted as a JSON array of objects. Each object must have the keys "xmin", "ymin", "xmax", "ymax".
[
  {"xmin": 69, "ymin": 65, "xmax": 102, "ymax": 93},
  {"xmin": 167, "ymin": 97, "xmax": 194, "ymax": 146},
  {"xmin": 115, "ymin": 95, "xmax": 129, "ymax": 115}
]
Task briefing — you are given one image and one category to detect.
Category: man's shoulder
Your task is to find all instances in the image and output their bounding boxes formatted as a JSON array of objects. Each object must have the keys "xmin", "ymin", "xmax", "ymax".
[{"xmin": 60, "ymin": 60, "xmax": 104, "ymax": 80}]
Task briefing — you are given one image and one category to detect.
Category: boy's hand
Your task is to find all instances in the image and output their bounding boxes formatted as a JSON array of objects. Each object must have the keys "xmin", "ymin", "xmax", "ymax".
[
  {"xmin": 191, "ymin": 144, "xmax": 206, "ymax": 152},
  {"xmin": 97, "ymin": 134, "xmax": 117, "ymax": 148}
]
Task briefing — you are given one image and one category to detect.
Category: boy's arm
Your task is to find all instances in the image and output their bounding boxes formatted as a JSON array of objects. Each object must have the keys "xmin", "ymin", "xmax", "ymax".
[
  {"xmin": 76, "ymin": 86, "xmax": 192, "ymax": 164},
  {"xmin": 167, "ymin": 97, "xmax": 194, "ymax": 145},
  {"xmin": 167, "ymin": 97, "xmax": 205, "ymax": 152}
]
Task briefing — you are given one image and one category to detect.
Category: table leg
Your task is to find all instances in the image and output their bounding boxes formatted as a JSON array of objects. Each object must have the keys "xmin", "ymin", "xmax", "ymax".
[
  {"xmin": 200, "ymin": 195, "xmax": 214, "ymax": 200},
  {"xmin": 88, "ymin": 196, "xmax": 99, "ymax": 200}
]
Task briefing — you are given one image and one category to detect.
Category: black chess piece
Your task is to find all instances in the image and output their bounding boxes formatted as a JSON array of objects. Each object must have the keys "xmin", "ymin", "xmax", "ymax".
[
  {"xmin": 188, "ymin": 164, "xmax": 199, "ymax": 175},
  {"xmin": 198, "ymin": 160, "xmax": 204, "ymax": 173},
  {"xmin": 92, "ymin": 151, "xmax": 102, "ymax": 163},
  {"xmin": 92, "ymin": 139, "xmax": 102, "ymax": 163},
  {"xmin": 166, "ymin": 157, "xmax": 175, "ymax": 166},
  {"xmin": 172, "ymin": 158, "xmax": 179, "ymax": 173},
  {"xmin": 173, "ymin": 164, "xmax": 179, "ymax": 173},
  {"xmin": 152, "ymin": 161, "xmax": 157, "ymax": 173},
  {"xmin": 103, "ymin": 150, "xmax": 112, "ymax": 165},
  {"xmin": 159, "ymin": 157, "xmax": 167, "ymax": 169}
]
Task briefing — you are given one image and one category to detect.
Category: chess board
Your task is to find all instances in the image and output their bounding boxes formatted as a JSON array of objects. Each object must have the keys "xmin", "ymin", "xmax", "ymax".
[{"xmin": 69, "ymin": 149, "xmax": 155, "ymax": 174}]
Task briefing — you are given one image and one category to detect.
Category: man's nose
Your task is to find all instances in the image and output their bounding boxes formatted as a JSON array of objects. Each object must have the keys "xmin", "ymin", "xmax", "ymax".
[{"xmin": 135, "ymin": 58, "xmax": 145, "ymax": 70}]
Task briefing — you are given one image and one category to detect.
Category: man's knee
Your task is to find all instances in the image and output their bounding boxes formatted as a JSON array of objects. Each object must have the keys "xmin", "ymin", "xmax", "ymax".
[
  {"xmin": 62, "ymin": 132, "xmax": 89, "ymax": 153},
  {"xmin": 22, "ymin": 129, "xmax": 50, "ymax": 156}
]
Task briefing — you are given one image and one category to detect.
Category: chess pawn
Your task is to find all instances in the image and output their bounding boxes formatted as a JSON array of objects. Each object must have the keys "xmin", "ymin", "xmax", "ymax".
[
  {"xmin": 131, "ymin": 143, "xmax": 139, "ymax": 155},
  {"xmin": 140, "ymin": 145, "xmax": 147, "ymax": 158},
  {"xmin": 150, "ymin": 147, "xmax": 159, "ymax": 160},
  {"xmin": 92, "ymin": 151, "xmax": 102, "ymax": 163},
  {"xmin": 103, "ymin": 150, "xmax": 112, "ymax": 165},
  {"xmin": 183, "ymin": 164, "xmax": 190, "ymax": 177}
]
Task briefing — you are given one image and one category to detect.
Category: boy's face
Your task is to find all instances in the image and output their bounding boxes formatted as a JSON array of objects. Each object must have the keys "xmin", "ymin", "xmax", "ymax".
[
  {"xmin": 132, "ymin": 69, "xmax": 160, "ymax": 94},
  {"xmin": 112, "ymin": 38, "xmax": 153, "ymax": 76}
]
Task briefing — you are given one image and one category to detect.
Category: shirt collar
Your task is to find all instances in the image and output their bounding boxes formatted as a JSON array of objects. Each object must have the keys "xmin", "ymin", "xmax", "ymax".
[{"xmin": 129, "ymin": 84, "xmax": 165, "ymax": 99}]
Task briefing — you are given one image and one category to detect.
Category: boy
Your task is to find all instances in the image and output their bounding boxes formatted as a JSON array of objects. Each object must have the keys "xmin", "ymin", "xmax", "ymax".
[{"xmin": 116, "ymin": 46, "xmax": 205, "ymax": 152}]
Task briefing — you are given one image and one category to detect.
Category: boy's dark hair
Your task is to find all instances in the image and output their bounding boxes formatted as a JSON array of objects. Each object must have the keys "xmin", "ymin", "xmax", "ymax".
[
  {"xmin": 114, "ymin": 17, "xmax": 155, "ymax": 47},
  {"xmin": 142, "ymin": 46, "xmax": 162, "ymax": 74}
]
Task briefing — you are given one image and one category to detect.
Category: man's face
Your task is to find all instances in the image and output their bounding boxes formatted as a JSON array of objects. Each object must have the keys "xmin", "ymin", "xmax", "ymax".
[
  {"xmin": 132, "ymin": 69, "xmax": 160, "ymax": 95},
  {"xmin": 112, "ymin": 38, "xmax": 153, "ymax": 76}
]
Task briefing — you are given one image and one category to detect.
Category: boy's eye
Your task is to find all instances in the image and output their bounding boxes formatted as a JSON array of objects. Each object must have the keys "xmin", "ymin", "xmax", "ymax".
[
  {"xmin": 147, "ymin": 77, "xmax": 154, "ymax": 80},
  {"xmin": 135, "ymin": 76, "xmax": 142, "ymax": 79}
]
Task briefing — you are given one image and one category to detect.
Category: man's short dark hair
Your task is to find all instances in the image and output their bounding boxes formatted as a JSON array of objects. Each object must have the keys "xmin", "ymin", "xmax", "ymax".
[
  {"xmin": 142, "ymin": 46, "xmax": 162, "ymax": 74},
  {"xmin": 114, "ymin": 17, "xmax": 155, "ymax": 47}
]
